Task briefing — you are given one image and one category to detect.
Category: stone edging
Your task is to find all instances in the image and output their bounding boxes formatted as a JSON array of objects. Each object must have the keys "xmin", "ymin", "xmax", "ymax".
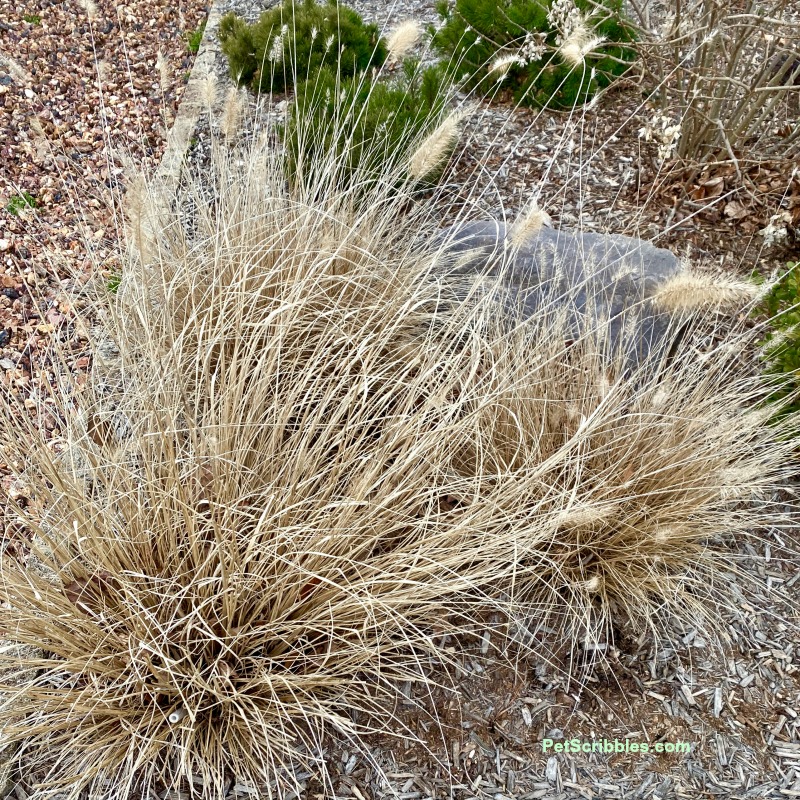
[{"xmin": 155, "ymin": 1, "xmax": 224, "ymax": 190}]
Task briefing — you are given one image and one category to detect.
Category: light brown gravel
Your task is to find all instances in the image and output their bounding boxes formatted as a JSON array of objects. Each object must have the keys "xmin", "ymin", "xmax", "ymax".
[{"xmin": 0, "ymin": 0, "xmax": 207, "ymax": 484}]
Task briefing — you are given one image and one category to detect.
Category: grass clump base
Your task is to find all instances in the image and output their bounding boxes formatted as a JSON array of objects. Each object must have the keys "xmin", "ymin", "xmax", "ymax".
[{"xmin": 0, "ymin": 83, "xmax": 797, "ymax": 797}]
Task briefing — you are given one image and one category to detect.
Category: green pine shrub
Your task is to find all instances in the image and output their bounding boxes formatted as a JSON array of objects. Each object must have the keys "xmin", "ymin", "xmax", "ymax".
[
  {"xmin": 430, "ymin": 0, "xmax": 636, "ymax": 109},
  {"xmin": 218, "ymin": 0, "xmax": 387, "ymax": 94},
  {"xmin": 285, "ymin": 59, "xmax": 453, "ymax": 190},
  {"xmin": 757, "ymin": 263, "xmax": 800, "ymax": 418}
]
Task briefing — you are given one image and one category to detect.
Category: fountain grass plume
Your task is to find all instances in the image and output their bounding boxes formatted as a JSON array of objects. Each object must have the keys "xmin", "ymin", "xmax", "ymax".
[{"xmin": 386, "ymin": 20, "xmax": 422, "ymax": 62}]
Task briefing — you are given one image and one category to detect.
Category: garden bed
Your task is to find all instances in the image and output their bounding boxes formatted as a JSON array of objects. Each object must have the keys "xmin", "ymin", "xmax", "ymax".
[
  {"xmin": 1, "ymin": 1, "xmax": 800, "ymax": 798},
  {"xmin": 184, "ymin": 2, "xmax": 800, "ymax": 798}
]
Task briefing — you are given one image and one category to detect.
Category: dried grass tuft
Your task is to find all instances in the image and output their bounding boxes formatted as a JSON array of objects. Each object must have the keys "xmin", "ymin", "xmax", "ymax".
[{"xmin": 0, "ymin": 67, "xmax": 796, "ymax": 798}]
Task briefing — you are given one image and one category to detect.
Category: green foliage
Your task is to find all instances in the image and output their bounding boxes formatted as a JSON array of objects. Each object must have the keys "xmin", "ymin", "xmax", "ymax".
[
  {"xmin": 285, "ymin": 59, "xmax": 452, "ymax": 190},
  {"xmin": 185, "ymin": 19, "xmax": 207, "ymax": 54},
  {"xmin": 106, "ymin": 273, "xmax": 121, "ymax": 294},
  {"xmin": 6, "ymin": 192, "xmax": 38, "ymax": 216},
  {"xmin": 430, "ymin": 0, "xmax": 636, "ymax": 109},
  {"xmin": 757, "ymin": 263, "xmax": 800, "ymax": 418},
  {"xmin": 218, "ymin": 0, "xmax": 387, "ymax": 94},
  {"xmin": 23, "ymin": 13, "xmax": 41, "ymax": 24}
]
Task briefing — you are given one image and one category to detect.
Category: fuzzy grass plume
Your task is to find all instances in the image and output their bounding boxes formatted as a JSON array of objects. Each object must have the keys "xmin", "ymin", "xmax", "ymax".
[
  {"xmin": 386, "ymin": 19, "xmax": 421, "ymax": 62},
  {"xmin": 0, "ymin": 62, "xmax": 797, "ymax": 799},
  {"xmin": 407, "ymin": 110, "xmax": 464, "ymax": 181},
  {"xmin": 558, "ymin": 14, "xmax": 606, "ymax": 68}
]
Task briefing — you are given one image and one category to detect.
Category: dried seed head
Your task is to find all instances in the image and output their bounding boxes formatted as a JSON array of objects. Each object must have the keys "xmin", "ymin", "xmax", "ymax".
[
  {"xmin": 558, "ymin": 16, "xmax": 605, "ymax": 67},
  {"xmin": 408, "ymin": 112, "xmax": 463, "ymax": 181},
  {"xmin": 510, "ymin": 199, "xmax": 550, "ymax": 248},
  {"xmin": 559, "ymin": 37, "xmax": 605, "ymax": 68},
  {"xmin": 201, "ymin": 71, "xmax": 218, "ymax": 109},
  {"xmin": 556, "ymin": 502, "xmax": 619, "ymax": 530},
  {"xmin": 758, "ymin": 324, "xmax": 796, "ymax": 359},
  {"xmin": 740, "ymin": 405, "xmax": 776, "ymax": 430},
  {"xmin": 79, "ymin": 0, "xmax": 98, "ymax": 21},
  {"xmin": 649, "ymin": 384, "xmax": 672, "ymax": 409},
  {"xmin": 651, "ymin": 270, "xmax": 759, "ymax": 312},
  {"xmin": 269, "ymin": 24, "xmax": 289, "ymax": 63},
  {"xmin": 123, "ymin": 172, "xmax": 147, "ymax": 227},
  {"xmin": 386, "ymin": 20, "xmax": 421, "ymax": 62},
  {"xmin": 652, "ymin": 526, "xmax": 674, "ymax": 544},
  {"xmin": 220, "ymin": 87, "xmax": 244, "ymax": 140},
  {"xmin": 123, "ymin": 173, "xmax": 169, "ymax": 264},
  {"xmin": 488, "ymin": 53, "xmax": 525, "ymax": 79},
  {"xmin": 582, "ymin": 575, "xmax": 603, "ymax": 592},
  {"xmin": 596, "ymin": 371, "xmax": 612, "ymax": 398},
  {"xmin": 717, "ymin": 465, "xmax": 766, "ymax": 500},
  {"xmin": 156, "ymin": 51, "xmax": 172, "ymax": 94}
]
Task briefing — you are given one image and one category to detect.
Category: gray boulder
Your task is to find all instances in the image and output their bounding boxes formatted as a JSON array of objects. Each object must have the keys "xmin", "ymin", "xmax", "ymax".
[{"xmin": 431, "ymin": 221, "xmax": 686, "ymax": 365}]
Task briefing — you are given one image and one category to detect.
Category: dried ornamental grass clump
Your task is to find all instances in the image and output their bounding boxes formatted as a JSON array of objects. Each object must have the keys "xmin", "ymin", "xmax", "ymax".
[
  {"xmin": 0, "ymin": 118, "xmax": 542, "ymax": 797},
  {"xmin": 0, "ymin": 90, "xmax": 797, "ymax": 797},
  {"xmin": 448, "ymin": 307, "xmax": 795, "ymax": 651}
]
